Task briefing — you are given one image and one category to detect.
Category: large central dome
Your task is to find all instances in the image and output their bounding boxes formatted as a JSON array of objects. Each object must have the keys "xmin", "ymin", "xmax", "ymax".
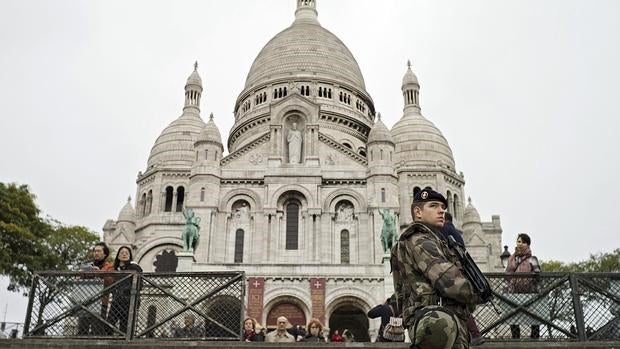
[{"xmin": 243, "ymin": 3, "xmax": 367, "ymax": 93}]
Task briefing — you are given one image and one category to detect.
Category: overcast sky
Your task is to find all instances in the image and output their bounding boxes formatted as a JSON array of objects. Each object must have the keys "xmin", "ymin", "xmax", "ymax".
[{"xmin": 1, "ymin": 0, "xmax": 619, "ymax": 323}]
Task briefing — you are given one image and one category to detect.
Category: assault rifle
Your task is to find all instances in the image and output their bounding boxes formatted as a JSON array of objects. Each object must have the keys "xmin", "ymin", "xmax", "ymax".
[{"xmin": 447, "ymin": 235, "xmax": 493, "ymax": 303}]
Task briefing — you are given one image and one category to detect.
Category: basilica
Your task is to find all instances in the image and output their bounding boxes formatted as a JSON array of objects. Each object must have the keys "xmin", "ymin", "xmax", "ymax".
[{"xmin": 103, "ymin": 0, "xmax": 503, "ymax": 341}]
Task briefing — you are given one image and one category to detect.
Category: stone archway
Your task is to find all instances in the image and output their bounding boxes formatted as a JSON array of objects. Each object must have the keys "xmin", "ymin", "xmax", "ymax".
[
  {"xmin": 266, "ymin": 303, "xmax": 306, "ymax": 329},
  {"xmin": 329, "ymin": 303, "xmax": 369, "ymax": 342}
]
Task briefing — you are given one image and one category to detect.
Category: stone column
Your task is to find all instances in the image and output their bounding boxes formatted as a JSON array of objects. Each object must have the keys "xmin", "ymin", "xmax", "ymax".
[{"xmin": 383, "ymin": 253, "xmax": 394, "ymax": 298}]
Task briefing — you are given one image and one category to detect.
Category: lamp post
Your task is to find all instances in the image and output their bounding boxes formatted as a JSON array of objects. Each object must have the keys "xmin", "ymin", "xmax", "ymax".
[{"xmin": 500, "ymin": 245, "xmax": 511, "ymax": 269}]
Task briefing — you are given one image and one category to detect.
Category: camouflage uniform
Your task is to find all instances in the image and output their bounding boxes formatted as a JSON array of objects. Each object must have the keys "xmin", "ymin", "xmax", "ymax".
[{"xmin": 391, "ymin": 222, "xmax": 482, "ymax": 349}]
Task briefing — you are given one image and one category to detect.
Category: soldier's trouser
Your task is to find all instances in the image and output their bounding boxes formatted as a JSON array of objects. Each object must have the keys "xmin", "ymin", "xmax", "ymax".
[{"xmin": 408, "ymin": 312, "xmax": 470, "ymax": 349}]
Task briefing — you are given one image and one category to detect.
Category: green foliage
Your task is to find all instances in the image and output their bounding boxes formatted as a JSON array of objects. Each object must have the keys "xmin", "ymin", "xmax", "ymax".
[
  {"xmin": 541, "ymin": 249, "xmax": 620, "ymax": 273},
  {"xmin": 0, "ymin": 182, "xmax": 99, "ymax": 294}
]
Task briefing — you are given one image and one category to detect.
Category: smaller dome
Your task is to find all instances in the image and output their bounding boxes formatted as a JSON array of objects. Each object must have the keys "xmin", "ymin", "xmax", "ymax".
[
  {"xmin": 462, "ymin": 197, "xmax": 481, "ymax": 224},
  {"xmin": 368, "ymin": 113, "xmax": 394, "ymax": 145},
  {"xmin": 186, "ymin": 62, "xmax": 202, "ymax": 86},
  {"xmin": 196, "ymin": 113, "xmax": 223, "ymax": 145},
  {"xmin": 402, "ymin": 61, "xmax": 419, "ymax": 86},
  {"xmin": 118, "ymin": 197, "xmax": 136, "ymax": 223}
]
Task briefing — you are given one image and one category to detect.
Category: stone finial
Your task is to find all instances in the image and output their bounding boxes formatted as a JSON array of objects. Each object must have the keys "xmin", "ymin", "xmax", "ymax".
[
  {"xmin": 468, "ymin": 197, "xmax": 472, "ymax": 205},
  {"xmin": 194, "ymin": 61, "xmax": 198, "ymax": 71},
  {"xmin": 127, "ymin": 196, "xmax": 131, "ymax": 203},
  {"xmin": 407, "ymin": 59, "xmax": 412, "ymax": 68},
  {"xmin": 377, "ymin": 112, "xmax": 382, "ymax": 121},
  {"xmin": 209, "ymin": 112, "xmax": 214, "ymax": 120}
]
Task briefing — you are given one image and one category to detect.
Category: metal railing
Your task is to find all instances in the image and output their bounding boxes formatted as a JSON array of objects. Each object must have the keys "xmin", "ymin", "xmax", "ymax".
[
  {"xmin": 20, "ymin": 271, "xmax": 619, "ymax": 342},
  {"xmin": 475, "ymin": 273, "xmax": 620, "ymax": 341},
  {"xmin": 23, "ymin": 271, "xmax": 245, "ymax": 340}
]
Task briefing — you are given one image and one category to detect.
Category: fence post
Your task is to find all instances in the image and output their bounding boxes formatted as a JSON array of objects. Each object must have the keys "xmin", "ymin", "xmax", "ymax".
[
  {"xmin": 125, "ymin": 273, "xmax": 140, "ymax": 341},
  {"xmin": 22, "ymin": 275, "xmax": 39, "ymax": 337},
  {"xmin": 569, "ymin": 273, "xmax": 586, "ymax": 341}
]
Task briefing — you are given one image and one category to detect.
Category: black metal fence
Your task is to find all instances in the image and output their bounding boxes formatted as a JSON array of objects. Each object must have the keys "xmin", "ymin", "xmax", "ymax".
[
  {"xmin": 21, "ymin": 271, "xmax": 619, "ymax": 342},
  {"xmin": 475, "ymin": 273, "xmax": 620, "ymax": 341},
  {"xmin": 23, "ymin": 271, "xmax": 245, "ymax": 341}
]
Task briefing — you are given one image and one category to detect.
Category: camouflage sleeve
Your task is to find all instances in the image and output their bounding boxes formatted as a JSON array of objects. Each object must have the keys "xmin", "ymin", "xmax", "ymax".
[{"xmin": 407, "ymin": 236, "xmax": 481, "ymax": 304}]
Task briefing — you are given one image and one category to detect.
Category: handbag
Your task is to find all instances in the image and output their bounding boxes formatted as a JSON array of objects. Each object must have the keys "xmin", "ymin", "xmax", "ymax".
[{"xmin": 382, "ymin": 304, "xmax": 405, "ymax": 342}]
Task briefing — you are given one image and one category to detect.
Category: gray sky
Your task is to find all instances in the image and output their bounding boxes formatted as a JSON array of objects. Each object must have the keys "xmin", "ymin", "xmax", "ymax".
[{"xmin": 1, "ymin": 0, "xmax": 619, "ymax": 323}]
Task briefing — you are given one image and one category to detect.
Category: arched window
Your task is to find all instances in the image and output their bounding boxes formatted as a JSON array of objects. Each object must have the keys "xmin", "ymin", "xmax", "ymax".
[
  {"xmin": 446, "ymin": 190, "xmax": 452, "ymax": 212},
  {"xmin": 140, "ymin": 193, "xmax": 147, "ymax": 217},
  {"xmin": 340, "ymin": 230, "xmax": 350, "ymax": 264},
  {"xmin": 164, "ymin": 186, "xmax": 174, "ymax": 212},
  {"xmin": 343, "ymin": 142, "xmax": 352, "ymax": 150},
  {"xmin": 318, "ymin": 87, "xmax": 323, "ymax": 97},
  {"xmin": 234, "ymin": 229, "xmax": 244, "ymax": 263},
  {"xmin": 286, "ymin": 202, "xmax": 299, "ymax": 250},
  {"xmin": 371, "ymin": 150, "xmax": 373, "ymax": 161},
  {"xmin": 146, "ymin": 190, "xmax": 153, "ymax": 215},
  {"xmin": 453, "ymin": 194, "xmax": 459, "ymax": 216},
  {"xmin": 200, "ymin": 187, "xmax": 205, "ymax": 202},
  {"xmin": 380, "ymin": 149, "xmax": 383, "ymax": 160},
  {"xmin": 328, "ymin": 89, "xmax": 332, "ymax": 99},
  {"xmin": 205, "ymin": 149, "xmax": 209, "ymax": 160},
  {"xmin": 381, "ymin": 188, "xmax": 386, "ymax": 203},
  {"xmin": 175, "ymin": 186, "xmax": 185, "ymax": 212}
]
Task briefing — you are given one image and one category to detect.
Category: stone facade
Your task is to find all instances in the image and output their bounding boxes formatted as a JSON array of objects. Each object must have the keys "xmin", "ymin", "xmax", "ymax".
[{"xmin": 103, "ymin": 0, "xmax": 503, "ymax": 341}]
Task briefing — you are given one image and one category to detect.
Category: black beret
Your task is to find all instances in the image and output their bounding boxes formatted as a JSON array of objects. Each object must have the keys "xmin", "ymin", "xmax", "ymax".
[{"xmin": 413, "ymin": 187, "xmax": 448, "ymax": 207}]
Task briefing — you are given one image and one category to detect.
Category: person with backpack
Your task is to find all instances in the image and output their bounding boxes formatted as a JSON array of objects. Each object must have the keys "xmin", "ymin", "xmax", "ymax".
[{"xmin": 368, "ymin": 294, "xmax": 403, "ymax": 342}]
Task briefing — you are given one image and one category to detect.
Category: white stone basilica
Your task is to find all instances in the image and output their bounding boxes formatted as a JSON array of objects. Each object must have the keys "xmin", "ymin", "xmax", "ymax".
[{"xmin": 103, "ymin": 0, "xmax": 503, "ymax": 341}]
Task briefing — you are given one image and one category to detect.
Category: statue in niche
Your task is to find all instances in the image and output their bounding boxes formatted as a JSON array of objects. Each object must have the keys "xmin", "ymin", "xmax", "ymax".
[
  {"xmin": 336, "ymin": 202, "xmax": 354, "ymax": 222},
  {"xmin": 287, "ymin": 122, "xmax": 303, "ymax": 164},
  {"xmin": 378, "ymin": 208, "xmax": 397, "ymax": 254},
  {"xmin": 181, "ymin": 208, "xmax": 201, "ymax": 253},
  {"xmin": 233, "ymin": 202, "xmax": 250, "ymax": 222}
]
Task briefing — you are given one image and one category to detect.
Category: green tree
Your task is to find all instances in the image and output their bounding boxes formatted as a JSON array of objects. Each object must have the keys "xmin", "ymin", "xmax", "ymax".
[
  {"xmin": 541, "ymin": 249, "xmax": 620, "ymax": 272},
  {"xmin": 0, "ymin": 182, "xmax": 99, "ymax": 293}
]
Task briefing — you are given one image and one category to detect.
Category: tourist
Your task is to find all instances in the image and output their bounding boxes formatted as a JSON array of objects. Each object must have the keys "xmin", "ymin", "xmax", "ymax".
[
  {"xmin": 265, "ymin": 316, "xmax": 295, "ymax": 342},
  {"xmin": 242, "ymin": 317, "xmax": 264, "ymax": 342},
  {"xmin": 76, "ymin": 242, "xmax": 114, "ymax": 336},
  {"xmin": 367, "ymin": 295, "xmax": 400, "ymax": 342},
  {"xmin": 505, "ymin": 233, "xmax": 541, "ymax": 339},
  {"xmin": 330, "ymin": 329, "xmax": 343, "ymax": 342},
  {"xmin": 302, "ymin": 318, "xmax": 326, "ymax": 343},
  {"xmin": 107, "ymin": 245, "xmax": 142, "ymax": 334},
  {"xmin": 174, "ymin": 314, "xmax": 205, "ymax": 338}
]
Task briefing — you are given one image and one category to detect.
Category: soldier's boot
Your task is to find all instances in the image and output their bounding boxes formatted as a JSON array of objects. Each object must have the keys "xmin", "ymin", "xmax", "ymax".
[
  {"xmin": 530, "ymin": 325, "xmax": 540, "ymax": 339},
  {"xmin": 510, "ymin": 325, "xmax": 520, "ymax": 339}
]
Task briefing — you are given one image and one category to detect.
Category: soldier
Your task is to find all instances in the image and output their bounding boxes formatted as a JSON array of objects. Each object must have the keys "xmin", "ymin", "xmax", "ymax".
[{"xmin": 391, "ymin": 188, "xmax": 483, "ymax": 349}]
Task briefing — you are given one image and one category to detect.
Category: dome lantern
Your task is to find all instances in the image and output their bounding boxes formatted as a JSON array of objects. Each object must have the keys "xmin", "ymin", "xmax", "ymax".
[
  {"xmin": 184, "ymin": 61, "xmax": 203, "ymax": 112},
  {"xmin": 295, "ymin": 0, "xmax": 318, "ymax": 24},
  {"xmin": 402, "ymin": 60, "xmax": 420, "ymax": 114}
]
